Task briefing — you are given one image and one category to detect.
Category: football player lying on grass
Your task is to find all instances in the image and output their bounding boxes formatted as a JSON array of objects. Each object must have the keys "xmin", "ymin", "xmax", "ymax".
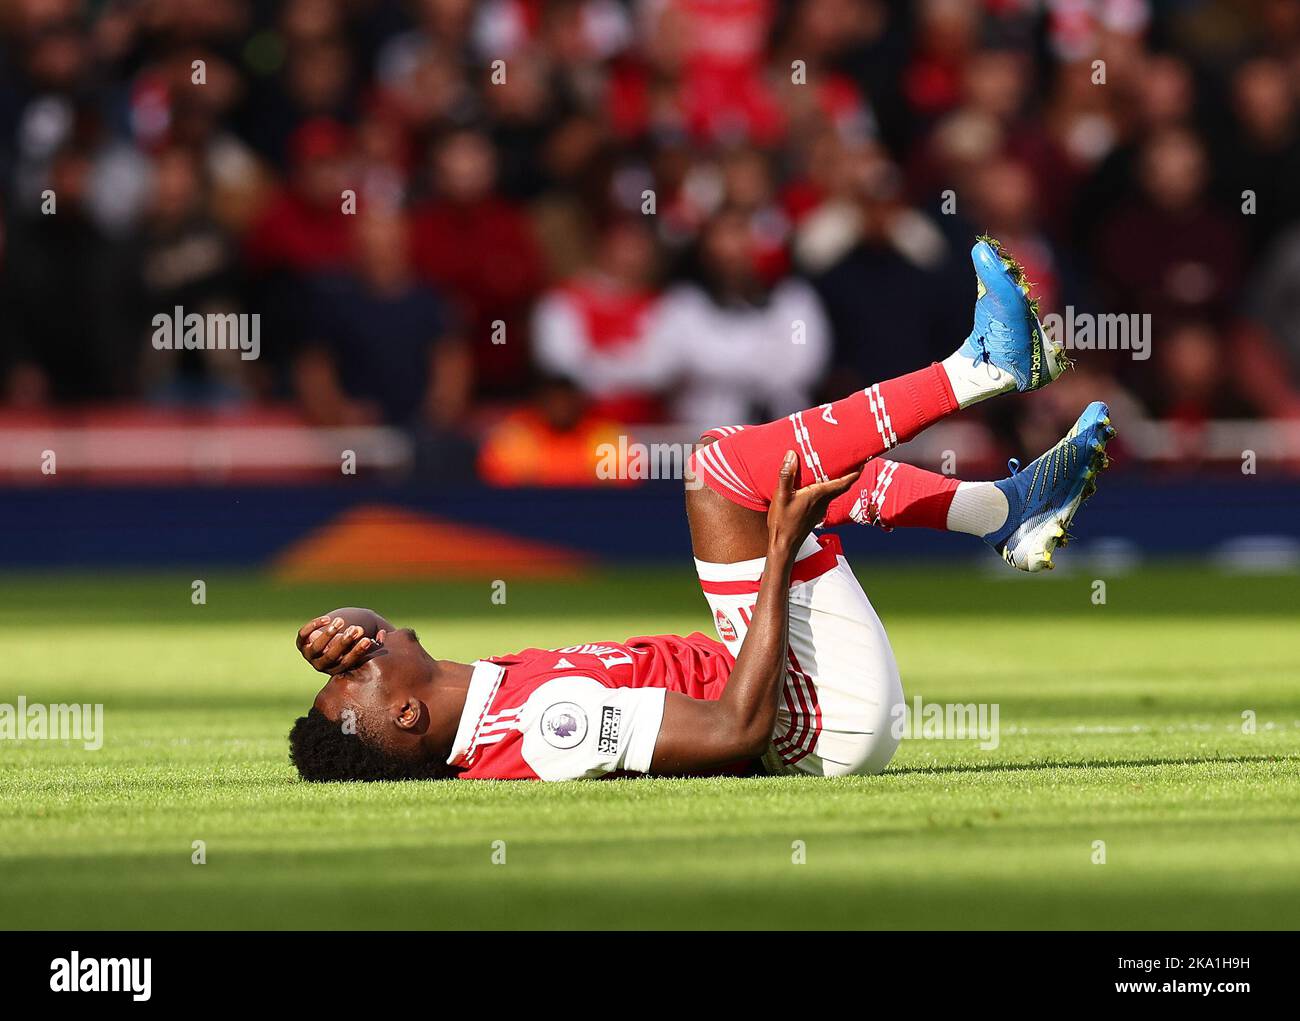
[{"xmin": 289, "ymin": 238, "xmax": 1115, "ymax": 782}]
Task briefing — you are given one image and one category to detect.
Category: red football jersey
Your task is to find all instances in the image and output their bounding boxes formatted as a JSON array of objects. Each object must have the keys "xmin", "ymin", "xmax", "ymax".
[{"xmin": 447, "ymin": 632, "xmax": 736, "ymax": 780}]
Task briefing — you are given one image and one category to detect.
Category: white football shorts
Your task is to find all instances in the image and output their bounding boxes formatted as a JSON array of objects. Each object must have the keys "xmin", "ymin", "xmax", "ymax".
[{"xmin": 695, "ymin": 532, "xmax": 904, "ymax": 776}]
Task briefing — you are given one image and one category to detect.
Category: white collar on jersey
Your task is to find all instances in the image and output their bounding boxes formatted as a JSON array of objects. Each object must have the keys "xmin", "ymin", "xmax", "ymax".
[{"xmin": 446, "ymin": 660, "xmax": 506, "ymax": 767}]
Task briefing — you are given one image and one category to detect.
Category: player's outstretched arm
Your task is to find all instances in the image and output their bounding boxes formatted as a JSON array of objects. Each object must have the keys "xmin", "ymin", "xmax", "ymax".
[{"xmin": 651, "ymin": 453, "xmax": 860, "ymax": 774}]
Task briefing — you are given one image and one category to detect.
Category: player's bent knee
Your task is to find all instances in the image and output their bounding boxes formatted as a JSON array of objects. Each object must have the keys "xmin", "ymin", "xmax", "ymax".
[
  {"xmin": 846, "ymin": 727, "xmax": 901, "ymax": 776},
  {"xmin": 824, "ymin": 666, "xmax": 905, "ymax": 777},
  {"xmin": 810, "ymin": 725, "xmax": 899, "ymax": 777}
]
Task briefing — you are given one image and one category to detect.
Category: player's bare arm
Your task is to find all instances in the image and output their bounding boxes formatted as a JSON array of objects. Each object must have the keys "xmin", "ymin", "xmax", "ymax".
[{"xmin": 652, "ymin": 452, "xmax": 860, "ymax": 773}]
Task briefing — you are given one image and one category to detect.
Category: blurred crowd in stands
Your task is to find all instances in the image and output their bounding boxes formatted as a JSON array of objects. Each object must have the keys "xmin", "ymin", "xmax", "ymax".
[{"xmin": 3, "ymin": 0, "xmax": 1300, "ymax": 484}]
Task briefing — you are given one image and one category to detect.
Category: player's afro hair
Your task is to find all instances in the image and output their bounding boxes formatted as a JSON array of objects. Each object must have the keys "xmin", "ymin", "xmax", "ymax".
[{"xmin": 289, "ymin": 707, "xmax": 451, "ymax": 782}]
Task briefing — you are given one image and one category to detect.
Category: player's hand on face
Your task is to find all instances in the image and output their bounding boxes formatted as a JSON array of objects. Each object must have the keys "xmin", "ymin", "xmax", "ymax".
[
  {"xmin": 766, "ymin": 451, "xmax": 860, "ymax": 555},
  {"xmin": 295, "ymin": 615, "xmax": 381, "ymax": 675}
]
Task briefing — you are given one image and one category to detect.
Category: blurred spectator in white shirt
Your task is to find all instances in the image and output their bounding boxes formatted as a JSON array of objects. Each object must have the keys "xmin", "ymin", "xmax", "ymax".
[{"xmin": 654, "ymin": 206, "xmax": 830, "ymax": 430}]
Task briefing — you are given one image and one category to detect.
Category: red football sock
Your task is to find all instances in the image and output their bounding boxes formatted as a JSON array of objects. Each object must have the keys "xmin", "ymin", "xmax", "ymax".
[
  {"xmin": 690, "ymin": 363, "xmax": 958, "ymax": 511},
  {"xmin": 823, "ymin": 458, "xmax": 959, "ymax": 530}
]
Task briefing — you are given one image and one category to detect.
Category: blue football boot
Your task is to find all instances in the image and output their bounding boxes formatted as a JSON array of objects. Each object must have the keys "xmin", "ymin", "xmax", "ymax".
[
  {"xmin": 984, "ymin": 402, "xmax": 1115, "ymax": 572},
  {"xmin": 957, "ymin": 236, "xmax": 1067, "ymax": 393}
]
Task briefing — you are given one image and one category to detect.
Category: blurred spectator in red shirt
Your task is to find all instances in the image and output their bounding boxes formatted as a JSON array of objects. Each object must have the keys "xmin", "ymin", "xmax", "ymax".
[
  {"xmin": 411, "ymin": 127, "xmax": 546, "ymax": 398},
  {"xmin": 902, "ymin": 0, "xmax": 979, "ymax": 127},
  {"xmin": 533, "ymin": 216, "xmax": 668, "ymax": 424},
  {"xmin": 243, "ymin": 118, "xmax": 356, "ymax": 371},
  {"xmin": 245, "ymin": 119, "xmax": 355, "ymax": 277},
  {"xmin": 1093, "ymin": 127, "xmax": 1244, "ymax": 342},
  {"xmin": 649, "ymin": 0, "xmax": 785, "ymax": 146}
]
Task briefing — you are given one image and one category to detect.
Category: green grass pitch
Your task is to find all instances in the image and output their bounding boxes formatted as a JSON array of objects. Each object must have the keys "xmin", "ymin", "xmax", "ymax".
[{"xmin": 0, "ymin": 564, "xmax": 1296, "ymax": 930}]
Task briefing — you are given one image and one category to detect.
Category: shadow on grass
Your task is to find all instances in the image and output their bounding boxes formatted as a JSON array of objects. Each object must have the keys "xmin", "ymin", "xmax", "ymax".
[
  {"xmin": 2, "ymin": 839, "xmax": 1297, "ymax": 930},
  {"xmin": 887, "ymin": 753, "xmax": 1299, "ymax": 776}
]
